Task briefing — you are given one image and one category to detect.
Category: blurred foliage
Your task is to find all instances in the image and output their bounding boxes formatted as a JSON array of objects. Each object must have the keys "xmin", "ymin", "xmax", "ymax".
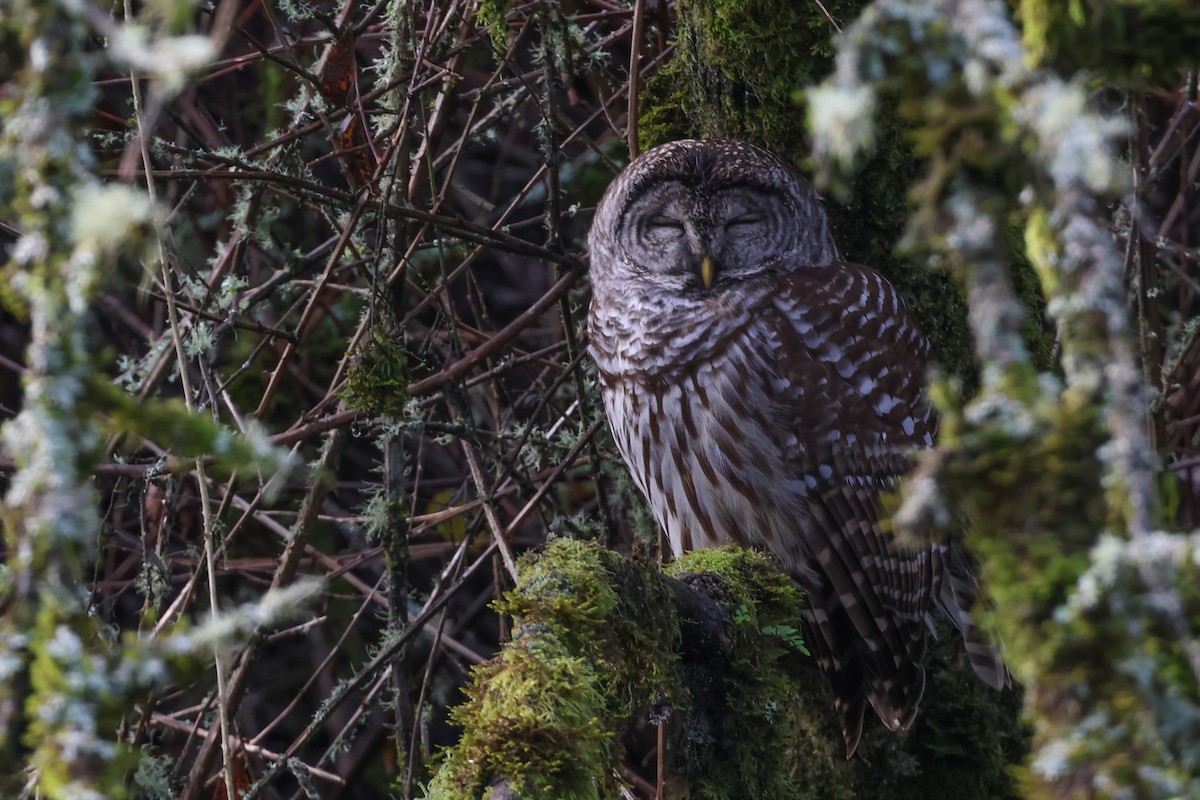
[
  {"xmin": 0, "ymin": 0, "xmax": 264, "ymax": 794},
  {"xmin": 810, "ymin": 1, "xmax": 1200, "ymax": 796}
]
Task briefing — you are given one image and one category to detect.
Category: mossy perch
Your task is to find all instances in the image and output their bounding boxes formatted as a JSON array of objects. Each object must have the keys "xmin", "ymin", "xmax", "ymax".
[{"xmin": 426, "ymin": 540, "xmax": 1023, "ymax": 799}]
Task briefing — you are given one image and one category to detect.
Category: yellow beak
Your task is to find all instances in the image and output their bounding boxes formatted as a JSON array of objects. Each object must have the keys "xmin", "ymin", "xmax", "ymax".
[{"xmin": 700, "ymin": 255, "xmax": 715, "ymax": 289}]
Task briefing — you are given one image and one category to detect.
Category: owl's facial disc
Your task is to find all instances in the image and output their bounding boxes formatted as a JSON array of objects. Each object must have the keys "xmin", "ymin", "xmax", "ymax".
[
  {"xmin": 617, "ymin": 177, "xmax": 797, "ymax": 291},
  {"xmin": 590, "ymin": 139, "xmax": 840, "ymax": 293}
]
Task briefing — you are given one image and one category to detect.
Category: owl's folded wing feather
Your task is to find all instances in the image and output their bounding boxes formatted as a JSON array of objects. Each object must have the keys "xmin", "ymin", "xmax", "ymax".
[{"xmin": 763, "ymin": 263, "xmax": 942, "ymax": 756}]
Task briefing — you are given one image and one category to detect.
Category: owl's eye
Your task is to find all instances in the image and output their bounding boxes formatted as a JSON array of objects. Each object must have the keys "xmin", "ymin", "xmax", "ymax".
[
  {"xmin": 645, "ymin": 215, "xmax": 685, "ymax": 233},
  {"xmin": 724, "ymin": 215, "xmax": 765, "ymax": 234}
]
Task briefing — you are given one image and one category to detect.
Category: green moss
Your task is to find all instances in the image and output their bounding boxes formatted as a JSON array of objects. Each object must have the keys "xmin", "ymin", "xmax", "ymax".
[
  {"xmin": 475, "ymin": 0, "xmax": 513, "ymax": 52},
  {"xmin": 638, "ymin": 0, "xmax": 844, "ymax": 148},
  {"xmin": 500, "ymin": 539, "xmax": 683, "ymax": 708},
  {"xmin": 433, "ymin": 635, "xmax": 615, "ymax": 799},
  {"xmin": 1007, "ymin": 224, "xmax": 1055, "ymax": 373},
  {"xmin": 430, "ymin": 543, "xmax": 832, "ymax": 799},
  {"xmin": 340, "ymin": 312, "xmax": 412, "ymax": 417},
  {"xmin": 667, "ymin": 547, "xmax": 800, "ymax": 621},
  {"xmin": 665, "ymin": 548, "xmax": 812, "ymax": 798},
  {"xmin": 426, "ymin": 539, "xmax": 682, "ymax": 799}
]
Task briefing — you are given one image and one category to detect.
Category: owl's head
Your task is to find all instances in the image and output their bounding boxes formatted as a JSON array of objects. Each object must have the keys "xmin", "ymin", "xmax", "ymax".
[{"xmin": 588, "ymin": 139, "xmax": 838, "ymax": 293}]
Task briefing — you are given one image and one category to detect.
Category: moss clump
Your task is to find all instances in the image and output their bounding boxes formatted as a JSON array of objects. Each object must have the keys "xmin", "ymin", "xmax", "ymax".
[
  {"xmin": 426, "ymin": 538, "xmax": 682, "ymax": 799},
  {"xmin": 500, "ymin": 539, "xmax": 683, "ymax": 712},
  {"xmin": 340, "ymin": 312, "xmax": 412, "ymax": 417},
  {"xmin": 430, "ymin": 635, "xmax": 616, "ymax": 800},
  {"xmin": 474, "ymin": 0, "xmax": 514, "ymax": 56}
]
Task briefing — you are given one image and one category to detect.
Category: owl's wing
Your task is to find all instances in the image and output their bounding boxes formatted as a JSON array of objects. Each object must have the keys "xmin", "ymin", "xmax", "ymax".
[{"xmin": 764, "ymin": 262, "xmax": 941, "ymax": 756}]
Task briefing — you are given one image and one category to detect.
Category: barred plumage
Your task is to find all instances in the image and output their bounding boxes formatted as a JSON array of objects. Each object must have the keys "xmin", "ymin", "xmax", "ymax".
[{"xmin": 587, "ymin": 139, "xmax": 1007, "ymax": 756}]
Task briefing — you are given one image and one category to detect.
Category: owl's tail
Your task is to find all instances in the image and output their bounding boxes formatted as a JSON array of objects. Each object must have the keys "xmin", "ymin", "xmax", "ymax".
[
  {"xmin": 801, "ymin": 492, "xmax": 935, "ymax": 758},
  {"xmin": 931, "ymin": 541, "xmax": 1011, "ymax": 691},
  {"xmin": 800, "ymin": 596, "xmax": 929, "ymax": 759},
  {"xmin": 800, "ymin": 494, "xmax": 1009, "ymax": 758}
]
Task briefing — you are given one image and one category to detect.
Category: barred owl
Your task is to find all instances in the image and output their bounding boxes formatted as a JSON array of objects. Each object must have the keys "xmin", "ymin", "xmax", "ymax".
[{"xmin": 586, "ymin": 139, "xmax": 1007, "ymax": 757}]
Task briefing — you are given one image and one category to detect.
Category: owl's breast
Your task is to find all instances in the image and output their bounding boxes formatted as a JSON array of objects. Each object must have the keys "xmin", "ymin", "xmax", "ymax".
[
  {"xmin": 588, "ymin": 284, "xmax": 771, "ymax": 383},
  {"xmin": 595, "ymin": 324, "xmax": 819, "ymax": 578}
]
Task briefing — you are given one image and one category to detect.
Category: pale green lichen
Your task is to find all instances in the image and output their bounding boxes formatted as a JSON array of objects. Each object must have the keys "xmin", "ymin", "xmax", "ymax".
[
  {"xmin": 130, "ymin": 746, "xmax": 174, "ymax": 800},
  {"xmin": 0, "ymin": 0, "xmax": 287, "ymax": 794}
]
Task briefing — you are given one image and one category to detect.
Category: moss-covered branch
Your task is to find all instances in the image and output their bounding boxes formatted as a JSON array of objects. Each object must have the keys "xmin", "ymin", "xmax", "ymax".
[{"xmin": 427, "ymin": 540, "xmax": 1023, "ymax": 799}]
